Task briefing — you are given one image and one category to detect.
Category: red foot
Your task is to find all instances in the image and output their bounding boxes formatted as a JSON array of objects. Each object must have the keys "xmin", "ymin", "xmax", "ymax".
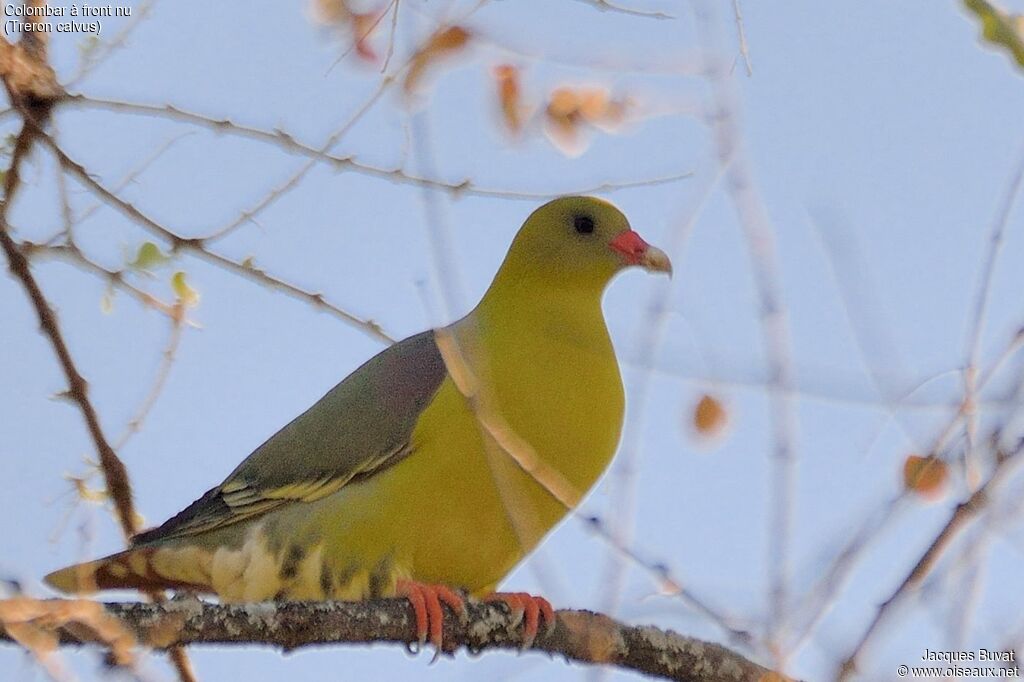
[
  {"xmin": 484, "ymin": 591, "xmax": 556, "ymax": 648},
  {"xmin": 396, "ymin": 579, "xmax": 467, "ymax": 656}
]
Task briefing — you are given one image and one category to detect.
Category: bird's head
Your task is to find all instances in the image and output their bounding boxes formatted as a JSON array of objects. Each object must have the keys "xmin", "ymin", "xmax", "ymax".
[{"xmin": 497, "ymin": 196, "xmax": 672, "ymax": 292}]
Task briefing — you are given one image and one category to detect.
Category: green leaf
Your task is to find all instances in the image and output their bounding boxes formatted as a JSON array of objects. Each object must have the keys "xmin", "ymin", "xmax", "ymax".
[
  {"xmin": 964, "ymin": 0, "xmax": 1024, "ymax": 71},
  {"xmin": 129, "ymin": 241, "xmax": 169, "ymax": 272},
  {"xmin": 171, "ymin": 271, "xmax": 200, "ymax": 307}
]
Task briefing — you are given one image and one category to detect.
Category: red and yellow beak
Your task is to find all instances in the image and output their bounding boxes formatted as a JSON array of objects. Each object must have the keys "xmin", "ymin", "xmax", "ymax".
[{"xmin": 610, "ymin": 230, "xmax": 672, "ymax": 276}]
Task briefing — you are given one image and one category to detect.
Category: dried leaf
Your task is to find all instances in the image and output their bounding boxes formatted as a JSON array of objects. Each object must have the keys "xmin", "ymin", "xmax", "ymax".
[
  {"xmin": 494, "ymin": 64, "xmax": 525, "ymax": 135},
  {"xmin": 404, "ymin": 26, "xmax": 471, "ymax": 95},
  {"xmin": 903, "ymin": 454, "xmax": 949, "ymax": 501},
  {"xmin": 309, "ymin": 0, "xmax": 383, "ymax": 62},
  {"xmin": 545, "ymin": 87, "xmax": 586, "ymax": 156},
  {"xmin": 67, "ymin": 474, "xmax": 108, "ymax": 503},
  {"xmin": 692, "ymin": 394, "xmax": 728, "ymax": 440},
  {"xmin": 0, "ymin": 597, "xmax": 139, "ymax": 673},
  {"xmin": 577, "ymin": 88, "xmax": 610, "ymax": 120},
  {"xmin": 310, "ymin": 0, "xmax": 350, "ymax": 26},
  {"xmin": 352, "ymin": 11, "xmax": 380, "ymax": 62},
  {"xmin": 543, "ymin": 85, "xmax": 631, "ymax": 156}
]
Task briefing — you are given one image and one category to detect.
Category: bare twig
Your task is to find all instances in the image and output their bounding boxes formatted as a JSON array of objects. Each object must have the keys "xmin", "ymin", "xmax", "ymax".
[
  {"xmin": 66, "ymin": 94, "xmax": 691, "ymax": 201},
  {"xmin": 961, "ymin": 142, "xmax": 1024, "ymax": 485},
  {"xmin": 632, "ymin": 354, "xmax": 1022, "ymax": 412},
  {"xmin": 785, "ymin": 325, "xmax": 1024, "ymax": 658},
  {"xmin": 691, "ymin": 2, "xmax": 798, "ymax": 658},
  {"xmin": 570, "ymin": 0, "xmax": 673, "ymax": 20},
  {"xmin": 113, "ymin": 309, "xmax": 186, "ymax": 451},
  {"xmin": 0, "ymin": 597, "xmax": 140, "ymax": 680},
  {"xmin": 0, "ymin": 127, "xmax": 139, "ymax": 542},
  {"xmin": 202, "ymin": 75, "xmax": 395, "ymax": 242},
  {"xmin": 836, "ymin": 438, "xmax": 1024, "ymax": 680},
  {"xmin": 1, "ymin": 22, "xmax": 198, "ymax": 682},
  {"xmin": 68, "ymin": 131, "xmax": 193, "ymax": 236},
  {"xmin": 597, "ymin": 157, "xmax": 727, "ymax": 624},
  {"xmin": 65, "ymin": 0, "xmax": 156, "ymax": 88},
  {"xmin": 381, "ymin": 0, "xmax": 402, "ymax": 73},
  {"xmin": 28, "ymin": 125, "xmax": 394, "ymax": 344},
  {"xmin": 324, "ymin": 0, "xmax": 400, "ymax": 74},
  {"xmin": 583, "ymin": 515, "xmax": 755, "ymax": 648},
  {"xmin": 731, "ymin": 0, "xmax": 752, "ymax": 76}
]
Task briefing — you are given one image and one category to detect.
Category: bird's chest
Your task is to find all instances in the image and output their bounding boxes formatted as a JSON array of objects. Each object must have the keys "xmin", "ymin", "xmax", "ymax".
[
  {"xmin": 467, "ymin": 319, "xmax": 626, "ymax": 492},
  {"xmin": 319, "ymin": 312, "xmax": 626, "ymax": 593}
]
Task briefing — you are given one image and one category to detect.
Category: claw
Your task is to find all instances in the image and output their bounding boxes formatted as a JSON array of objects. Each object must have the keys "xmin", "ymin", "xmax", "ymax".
[
  {"xmin": 396, "ymin": 580, "xmax": 466, "ymax": 658},
  {"xmin": 484, "ymin": 591, "xmax": 556, "ymax": 648}
]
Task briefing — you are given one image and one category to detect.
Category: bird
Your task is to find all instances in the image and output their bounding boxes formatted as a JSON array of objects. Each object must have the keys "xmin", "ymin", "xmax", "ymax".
[{"xmin": 45, "ymin": 195, "xmax": 672, "ymax": 649}]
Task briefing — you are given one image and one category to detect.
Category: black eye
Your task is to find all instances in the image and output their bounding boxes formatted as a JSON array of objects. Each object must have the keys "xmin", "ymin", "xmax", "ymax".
[{"xmin": 573, "ymin": 214, "xmax": 595, "ymax": 235}]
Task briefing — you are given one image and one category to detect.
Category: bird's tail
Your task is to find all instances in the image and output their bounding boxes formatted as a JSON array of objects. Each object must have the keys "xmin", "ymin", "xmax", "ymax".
[{"xmin": 44, "ymin": 547, "xmax": 206, "ymax": 595}]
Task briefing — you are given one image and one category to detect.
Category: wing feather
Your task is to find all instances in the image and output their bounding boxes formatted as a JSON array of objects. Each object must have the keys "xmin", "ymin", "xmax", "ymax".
[{"xmin": 131, "ymin": 331, "xmax": 447, "ymax": 546}]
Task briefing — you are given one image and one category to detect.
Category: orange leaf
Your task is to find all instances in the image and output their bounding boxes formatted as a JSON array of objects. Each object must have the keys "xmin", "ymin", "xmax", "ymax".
[
  {"xmin": 547, "ymin": 87, "xmax": 581, "ymax": 118},
  {"xmin": 903, "ymin": 454, "xmax": 948, "ymax": 501},
  {"xmin": 494, "ymin": 64, "xmax": 524, "ymax": 135},
  {"xmin": 404, "ymin": 26, "xmax": 472, "ymax": 95},
  {"xmin": 310, "ymin": 0, "xmax": 351, "ymax": 26},
  {"xmin": 428, "ymin": 25, "xmax": 471, "ymax": 52},
  {"xmin": 544, "ymin": 87, "xmax": 585, "ymax": 155},
  {"xmin": 542, "ymin": 85, "xmax": 631, "ymax": 155},
  {"xmin": 352, "ymin": 12, "xmax": 380, "ymax": 62},
  {"xmin": 577, "ymin": 88, "xmax": 610, "ymax": 120},
  {"xmin": 693, "ymin": 394, "xmax": 728, "ymax": 439}
]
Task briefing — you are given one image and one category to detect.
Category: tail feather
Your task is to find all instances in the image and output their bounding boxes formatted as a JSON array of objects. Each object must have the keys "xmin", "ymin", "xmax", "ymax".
[{"xmin": 44, "ymin": 548, "xmax": 209, "ymax": 594}]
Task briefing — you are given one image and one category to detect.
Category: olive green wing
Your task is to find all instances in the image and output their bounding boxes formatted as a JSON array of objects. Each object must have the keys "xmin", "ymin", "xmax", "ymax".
[{"xmin": 131, "ymin": 330, "xmax": 447, "ymax": 546}]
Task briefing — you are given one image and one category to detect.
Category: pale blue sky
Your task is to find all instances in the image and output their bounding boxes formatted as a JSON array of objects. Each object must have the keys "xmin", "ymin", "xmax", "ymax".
[{"xmin": 3, "ymin": 1, "xmax": 1024, "ymax": 680}]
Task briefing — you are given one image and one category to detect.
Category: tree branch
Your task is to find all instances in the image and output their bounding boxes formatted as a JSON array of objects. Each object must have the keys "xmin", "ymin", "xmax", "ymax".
[
  {"xmin": 25, "ymin": 123, "xmax": 395, "ymax": 345},
  {"xmin": 0, "ymin": 153, "xmax": 139, "ymax": 543},
  {"xmin": 0, "ymin": 598, "xmax": 784, "ymax": 682}
]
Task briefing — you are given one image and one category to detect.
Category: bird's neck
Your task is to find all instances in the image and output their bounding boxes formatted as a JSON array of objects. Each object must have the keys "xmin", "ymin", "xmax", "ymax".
[{"xmin": 460, "ymin": 267, "xmax": 612, "ymax": 356}]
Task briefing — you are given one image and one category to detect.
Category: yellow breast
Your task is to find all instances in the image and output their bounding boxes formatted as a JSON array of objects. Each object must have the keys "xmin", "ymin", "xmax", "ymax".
[{"xmin": 205, "ymin": 285, "xmax": 626, "ymax": 600}]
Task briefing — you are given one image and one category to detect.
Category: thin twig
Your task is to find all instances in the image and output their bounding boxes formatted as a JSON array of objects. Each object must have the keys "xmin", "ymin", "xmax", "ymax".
[
  {"xmin": 66, "ymin": 94, "xmax": 692, "ymax": 201},
  {"xmin": 570, "ymin": 0, "xmax": 673, "ymax": 20},
  {"xmin": 324, "ymin": 0, "xmax": 399, "ymax": 74},
  {"xmin": 29, "ymin": 125, "xmax": 394, "ymax": 344},
  {"xmin": 806, "ymin": 209, "xmax": 923, "ymax": 449},
  {"xmin": 0, "ymin": 125, "xmax": 138, "ymax": 542},
  {"xmin": 597, "ymin": 156, "xmax": 727, "ymax": 624},
  {"xmin": 381, "ymin": 0, "xmax": 402, "ymax": 73},
  {"xmin": 583, "ymin": 515, "xmax": 755, "ymax": 648},
  {"xmin": 202, "ymin": 75, "xmax": 395, "ymax": 242},
  {"xmin": 22, "ymin": 241, "xmax": 177, "ymax": 317},
  {"xmin": 113, "ymin": 308, "xmax": 186, "ymax": 451},
  {"xmin": 691, "ymin": 2, "xmax": 798, "ymax": 659},
  {"xmin": 2, "ymin": 22, "xmax": 197, "ymax": 681},
  {"xmin": 69, "ymin": 131, "xmax": 194, "ymax": 235},
  {"xmin": 836, "ymin": 439, "xmax": 1024, "ymax": 680},
  {"xmin": 731, "ymin": 0, "xmax": 752, "ymax": 76},
  {"xmin": 631, "ymin": 355, "xmax": 1023, "ymax": 412},
  {"xmin": 961, "ymin": 142, "xmax": 1024, "ymax": 487},
  {"xmin": 785, "ymin": 325, "xmax": 1024, "ymax": 657},
  {"xmin": 64, "ymin": 0, "xmax": 156, "ymax": 88}
]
